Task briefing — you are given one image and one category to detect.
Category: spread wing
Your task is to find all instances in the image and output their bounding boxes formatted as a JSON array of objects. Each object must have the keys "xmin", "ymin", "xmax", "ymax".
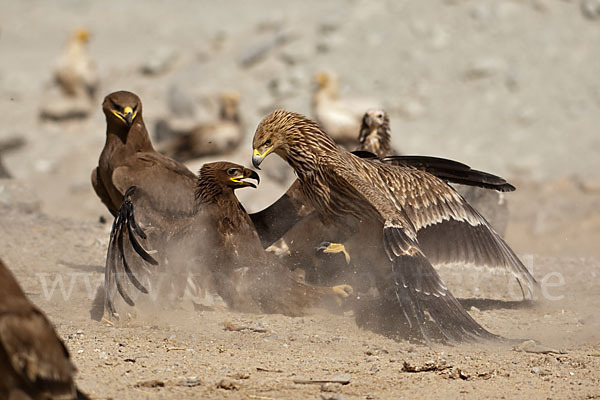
[
  {"xmin": 251, "ymin": 154, "xmax": 514, "ymax": 249},
  {"xmin": 332, "ymin": 163, "xmax": 497, "ymax": 342},
  {"xmin": 382, "ymin": 155, "xmax": 515, "ymax": 192},
  {"xmin": 375, "ymin": 164, "xmax": 536, "ymax": 297}
]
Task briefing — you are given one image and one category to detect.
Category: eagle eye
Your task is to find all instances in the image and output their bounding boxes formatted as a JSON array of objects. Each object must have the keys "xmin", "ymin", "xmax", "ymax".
[
  {"xmin": 109, "ymin": 98, "xmax": 122, "ymax": 112},
  {"xmin": 264, "ymin": 139, "xmax": 272, "ymax": 146},
  {"xmin": 227, "ymin": 168, "xmax": 237, "ymax": 176}
]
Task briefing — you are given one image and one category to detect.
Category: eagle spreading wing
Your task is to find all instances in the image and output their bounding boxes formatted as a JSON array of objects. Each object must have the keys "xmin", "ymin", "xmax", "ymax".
[{"xmin": 251, "ymin": 110, "xmax": 536, "ymax": 342}]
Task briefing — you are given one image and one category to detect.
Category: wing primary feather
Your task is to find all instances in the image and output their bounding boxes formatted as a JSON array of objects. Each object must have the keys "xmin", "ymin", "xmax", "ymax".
[
  {"xmin": 382, "ymin": 155, "xmax": 515, "ymax": 192},
  {"xmin": 128, "ymin": 200, "xmax": 147, "ymax": 239},
  {"xmin": 115, "ymin": 223, "xmax": 136, "ymax": 306},
  {"xmin": 117, "ymin": 218, "xmax": 148, "ymax": 296},
  {"xmin": 125, "ymin": 204, "xmax": 158, "ymax": 266},
  {"xmin": 386, "ymin": 240, "xmax": 498, "ymax": 342},
  {"xmin": 104, "ymin": 231, "xmax": 118, "ymax": 316}
]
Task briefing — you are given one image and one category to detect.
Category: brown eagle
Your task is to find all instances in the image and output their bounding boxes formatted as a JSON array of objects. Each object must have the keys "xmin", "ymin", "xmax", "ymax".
[
  {"xmin": 251, "ymin": 110, "xmax": 535, "ymax": 342},
  {"xmin": 104, "ymin": 161, "xmax": 351, "ymax": 318},
  {"xmin": 91, "ymin": 90, "xmax": 197, "ymax": 218},
  {"xmin": 0, "ymin": 260, "xmax": 89, "ymax": 399}
]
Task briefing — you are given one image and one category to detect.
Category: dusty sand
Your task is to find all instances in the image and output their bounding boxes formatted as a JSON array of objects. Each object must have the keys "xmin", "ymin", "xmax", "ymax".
[{"xmin": 1, "ymin": 1, "xmax": 600, "ymax": 398}]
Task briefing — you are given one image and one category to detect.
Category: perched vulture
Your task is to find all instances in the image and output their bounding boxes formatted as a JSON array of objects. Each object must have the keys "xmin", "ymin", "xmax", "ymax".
[
  {"xmin": 356, "ymin": 109, "xmax": 395, "ymax": 157},
  {"xmin": 0, "ymin": 259, "xmax": 89, "ymax": 399},
  {"xmin": 104, "ymin": 161, "xmax": 352, "ymax": 318},
  {"xmin": 251, "ymin": 110, "xmax": 536, "ymax": 343}
]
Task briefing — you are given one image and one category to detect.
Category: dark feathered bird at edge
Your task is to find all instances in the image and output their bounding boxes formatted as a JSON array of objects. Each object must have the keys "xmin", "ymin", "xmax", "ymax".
[{"xmin": 0, "ymin": 259, "xmax": 89, "ymax": 399}]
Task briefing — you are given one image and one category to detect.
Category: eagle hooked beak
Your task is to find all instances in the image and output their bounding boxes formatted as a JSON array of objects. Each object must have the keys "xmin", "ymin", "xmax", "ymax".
[
  {"xmin": 252, "ymin": 145, "xmax": 273, "ymax": 169},
  {"xmin": 230, "ymin": 168, "xmax": 260, "ymax": 188},
  {"xmin": 112, "ymin": 106, "xmax": 136, "ymax": 127},
  {"xmin": 123, "ymin": 106, "xmax": 135, "ymax": 126}
]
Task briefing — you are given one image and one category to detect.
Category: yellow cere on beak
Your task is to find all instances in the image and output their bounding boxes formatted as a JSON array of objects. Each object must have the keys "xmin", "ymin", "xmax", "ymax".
[
  {"xmin": 230, "ymin": 169, "xmax": 259, "ymax": 188},
  {"xmin": 252, "ymin": 145, "xmax": 273, "ymax": 169},
  {"xmin": 111, "ymin": 106, "xmax": 137, "ymax": 126},
  {"xmin": 230, "ymin": 175, "xmax": 246, "ymax": 184}
]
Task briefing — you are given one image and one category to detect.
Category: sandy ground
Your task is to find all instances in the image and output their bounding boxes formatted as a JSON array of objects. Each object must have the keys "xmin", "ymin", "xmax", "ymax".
[{"xmin": 1, "ymin": 0, "xmax": 600, "ymax": 398}]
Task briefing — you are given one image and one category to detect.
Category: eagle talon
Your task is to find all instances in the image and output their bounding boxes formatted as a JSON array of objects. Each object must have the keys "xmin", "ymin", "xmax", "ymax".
[
  {"xmin": 317, "ymin": 242, "xmax": 351, "ymax": 264},
  {"xmin": 332, "ymin": 284, "xmax": 354, "ymax": 305}
]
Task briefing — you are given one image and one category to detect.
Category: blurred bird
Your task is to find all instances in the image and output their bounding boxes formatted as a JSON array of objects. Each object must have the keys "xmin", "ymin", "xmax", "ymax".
[
  {"xmin": 104, "ymin": 162, "xmax": 352, "ymax": 317},
  {"xmin": 54, "ymin": 28, "xmax": 99, "ymax": 100},
  {"xmin": 355, "ymin": 109, "xmax": 395, "ymax": 156},
  {"xmin": 312, "ymin": 71, "xmax": 381, "ymax": 147},
  {"xmin": 156, "ymin": 91, "xmax": 244, "ymax": 160},
  {"xmin": 40, "ymin": 28, "xmax": 99, "ymax": 120},
  {"xmin": 0, "ymin": 259, "xmax": 89, "ymax": 400},
  {"xmin": 91, "ymin": 90, "xmax": 197, "ymax": 218},
  {"xmin": 252, "ymin": 110, "xmax": 536, "ymax": 342}
]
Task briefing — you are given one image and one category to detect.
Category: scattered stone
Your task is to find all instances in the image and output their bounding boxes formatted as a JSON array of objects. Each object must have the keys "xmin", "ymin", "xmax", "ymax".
[
  {"xmin": 217, "ymin": 377, "xmax": 239, "ymax": 390},
  {"xmin": 177, "ymin": 378, "xmax": 202, "ymax": 387},
  {"xmin": 581, "ymin": 0, "xmax": 600, "ymax": 20},
  {"xmin": 318, "ymin": 15, "xmax": 343, "ymax": 34},
  {"xmin": 223, "ymin": 321, "xmax": 269, "ymax": 333},
  {"xmin": 402, "ymin": 360, "xmax": 451, "ymax": 373},
  {"xmin": 294, "ymin": 374, "xmax": 351, "ymax": 385},
  {"xmin": 321, "ymin": 382, "xmax": 343, "ymax": 393},
  {"xmin": 0, "ymin": 180, "xmax": 41, "ymax": 213},
  {"xmin": 321, "ymin": 394, "xmax": 346, "ymax": 400},
  {"xmin": 238, "ymin": 28, "xmax": 295, "ymax": 67},
  {"xmin": 448, "ymin": 367, "xmax": 471, "ymax": 380},
  {"xmin": 464, "ymin": 58, "xmax": 507, "ymax": 80},
  {"xmin": 229, "ymin": 372, "xmax": 250, "ymax": 380},
  {"xmin": 39, "ymin": 93, "xmax": 92, "ymax": 121},
  {"xmin": 514, "ymin": 340, "xmax": 567, "ymax": 355},
  {"xmin": 135, "ymin": 379, "xmax": 165, "ymax": 388},
  {"xmin": 256, "ymin": 366, "xmax": 283, "ymax": 373},
  {"xmin": 141, "ymin": 47, "xmax": 178, "ymax": 75}
]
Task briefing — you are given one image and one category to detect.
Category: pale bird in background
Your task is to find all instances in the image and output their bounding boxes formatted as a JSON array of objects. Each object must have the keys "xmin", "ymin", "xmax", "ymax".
[
  {"xmin": 312, "ymin": 71, "xmax": 381, "ymax": 147},
  {"xmin": 54, "ymin": 28, "xmax": 99, "ymax": 99},
  {"xmin": 40, "ymin": 28, "xmax": 99, "ymax": 120},
  {"xmin": 156, "ymin": 91, "xmax": 244, "ymax": 160}
]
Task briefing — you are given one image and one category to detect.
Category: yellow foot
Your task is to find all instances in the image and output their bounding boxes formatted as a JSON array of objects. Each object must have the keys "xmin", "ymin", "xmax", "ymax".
[
  {"xmin": 332, "ymin": 284, "xmax": 354, "ymax": 305},
  {"xmin": 318, "ymin": 242, "xmax": 351, "ymax": 264}
]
